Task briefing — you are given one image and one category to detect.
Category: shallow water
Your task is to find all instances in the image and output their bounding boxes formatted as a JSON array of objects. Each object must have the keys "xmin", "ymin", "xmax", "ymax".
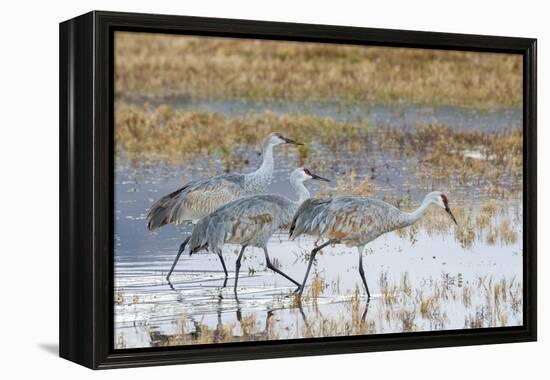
[
  {"xmin": 124, "ymin": 97, "xmax": 522, "ymax": 133},
  {"xmin": 114, "ymin": 103, "xmax": 523, "ymax": 349}
]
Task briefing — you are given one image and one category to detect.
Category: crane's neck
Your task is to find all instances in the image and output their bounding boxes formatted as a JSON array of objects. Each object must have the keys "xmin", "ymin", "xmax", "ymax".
[
  {"xmin": 291, "ymin": 178, "xmax": 310, "ymax": 205},
  {"xmin": 258, "ymin": 143, "xmax": 275, "ymax": 174},
  {"xmin": 244, "ymin": 143, "xmax": 274, "ymax": 192},
  {"xmin": 404, "ymin": 197, "xmax": 433, "ymax": 226}
]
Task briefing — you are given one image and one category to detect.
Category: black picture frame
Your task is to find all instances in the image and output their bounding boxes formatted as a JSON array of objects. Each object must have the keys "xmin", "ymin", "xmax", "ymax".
[{"xmin": 59, "ymin": 10, "xmax": 537, "ymax": 369}]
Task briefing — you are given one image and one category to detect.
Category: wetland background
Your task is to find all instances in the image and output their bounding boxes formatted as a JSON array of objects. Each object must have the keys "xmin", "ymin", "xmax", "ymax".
[{"xmin": 114, "ymin": 32, "xmax": 523, "ymax": 349}]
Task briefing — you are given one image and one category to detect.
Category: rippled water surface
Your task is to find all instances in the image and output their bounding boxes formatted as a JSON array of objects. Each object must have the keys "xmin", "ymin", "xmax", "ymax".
[{"xmin": 114, "ymin": 102, "xmax": 523, "ymax": 349}]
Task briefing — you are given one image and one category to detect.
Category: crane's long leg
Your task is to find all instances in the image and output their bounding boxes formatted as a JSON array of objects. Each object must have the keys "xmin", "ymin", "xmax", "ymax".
[
  {"xmin": 166, "ymin": 236, "xmax": 190, "ymax": 281},
  {"xmin": 234, "ymin": 245, "xmax": 247, "ymax": 296},
  {"xmin": 296, "ymin": 240, "xmax": 336, "ymax": 296},
  {"xmin": 361, "ymin": 299, "xmax": 371, "ymax": 322},
  {"xmin": 358, "ymin": 246, "xmax": 371, "ymax": 299},
  {"xmin": 297, "ymin": 301, "xmax": 313, "ymax": 336},
  {"xmin": 217, "ymin": 250, "xmax": 229, "ymax": 288},
  {"xmin": 263, "ymin": 247, "xmax": 300, "ymax": 287}
]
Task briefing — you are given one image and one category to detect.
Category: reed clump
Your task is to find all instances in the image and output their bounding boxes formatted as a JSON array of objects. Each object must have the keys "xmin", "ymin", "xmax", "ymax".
[
  {"xmin": 316, "ymin": 169, "xmax": 375, "ymax": 198},
  {"xmin": 310, "ymin": 274, "xmax": 326, "ymax": 304},
  {"xmin": 115, "ymin": 105, "xmax": 364, "ymax": 164},
  {"xmin": 389, "ymin": 200, "xmax": 521, "ymax": 248},
  {"xmin": 463, "ymin": 276, "xmax": 522, "ymax": 329},
  {"xmin": 377, "ymin": 123, "xmax": 523, "ymax": 197}
]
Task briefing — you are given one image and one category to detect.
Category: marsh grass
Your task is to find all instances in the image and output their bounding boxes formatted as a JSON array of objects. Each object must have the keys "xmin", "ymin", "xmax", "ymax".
[
  {"xmin": 377, "ymin": 123, "xmax": 523, "ymax": 197},
  {"xmin": 463, "ymin": 276, "xmax": 521, "ymax": 328},
  {"xmin": 310, "ymin": 274, "xmax": 326, "ymax": 304},
  {"xmin": 115, "ymin": 105, "xmax": 363, "ymax": 165},
  {"xmin": 115, "ymin": 106, "xmax": 522, "ymax": 201},
  {"xmin": 316, "ymin": 169, "xmax": 375, "ymax": 198},
  {"xmin": 115, "ymin": 33, "xmax": 522, "ymax": 108},
  {"xmin": 380, "ymin": 197, "xmax": 520, "ymax": 248}
]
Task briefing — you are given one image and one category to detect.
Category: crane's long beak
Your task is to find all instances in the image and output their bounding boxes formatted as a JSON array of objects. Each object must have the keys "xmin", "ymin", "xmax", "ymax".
[
  {"xmin": 282, "ymin": 136, "xmax": 304, "ymax": 145},
  {"xmin": 445, "ymin": 206, "xmax": 458, "ymax": 225},
  {"xmin": 310, "ymin": 172, "xmax": 330, "ymax": 182}
]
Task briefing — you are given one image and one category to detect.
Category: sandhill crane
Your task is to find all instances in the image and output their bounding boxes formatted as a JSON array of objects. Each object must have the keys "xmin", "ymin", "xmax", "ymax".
[
  {"xmin": 145, "ymin": 132, "xmax": 302, "ymax": 280},
  {"xmin": 178, "ymin": 168, "xmax": 329, "ymax": 295},
  {"xmin": 147, "ymin": 133, "xmax": 302, "ymax": 230},
  {"xmin": 289, "ymin": 191, "xmax": 458, "ymax": 298}
]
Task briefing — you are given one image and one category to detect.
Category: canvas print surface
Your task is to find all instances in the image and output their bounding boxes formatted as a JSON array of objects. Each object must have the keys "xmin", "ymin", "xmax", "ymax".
[{"xmin": 114, "ymin": 32, "xmax": 523, "ymax": 349}]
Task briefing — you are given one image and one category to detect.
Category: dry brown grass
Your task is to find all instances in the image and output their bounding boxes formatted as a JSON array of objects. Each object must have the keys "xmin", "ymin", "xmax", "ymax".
[
  {"xmin": 463, "ymin": 276, "xmax": 522, "ymax": 329},
  {"xmin": 115, "ymin": 104, "xmax": 363, "ymax": 164},
  {"xmin": 316, "ymin": 169, "xmax": 375, "ymax": 198},
  {"xmin": 395, "ymin": 200, "xmax": 521, "ymax": 248},
  {"xmin": 377, "ymin": 123, "xmax": 523, "ymax": 197},
  {"xmin": 115, "ymin": 32, "xmax": 522, "ymax": 108},
  {"xmin": 116, "ymin": 106, "xmax": 523, "ymax": 199},
  {"xmin": 310, "ymin": 274, "xmax": 326, "ymax": 303}
]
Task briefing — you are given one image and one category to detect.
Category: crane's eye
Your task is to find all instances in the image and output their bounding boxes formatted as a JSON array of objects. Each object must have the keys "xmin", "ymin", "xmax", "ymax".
[
  {"xmin": 303, "ymin": 168, "xmax": 311, "ymax": 175},
  {"xmin": 441, "ymin": 194, "xmax": 449, "ymax": 206}
]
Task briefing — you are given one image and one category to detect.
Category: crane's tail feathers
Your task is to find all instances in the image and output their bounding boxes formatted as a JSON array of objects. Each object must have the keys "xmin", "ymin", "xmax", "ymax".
[
  {"xmin": 189, "ymin": 244, "xmax": 208, "ymax": 256},
  {"xmin": 146, "ymin": 186, "xmax": 188, "ymax": 231},
  {"xmin": 289, "ymin": 198, "xmax": 329, "ymax": 239},
  {"xmin": 188, "ymin": 215, "xmax": 222, "ymax": 256}
]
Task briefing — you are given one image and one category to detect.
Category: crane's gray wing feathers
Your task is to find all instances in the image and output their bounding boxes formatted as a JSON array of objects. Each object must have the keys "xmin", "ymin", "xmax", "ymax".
[
  {"xmin": 146, "ymin": 173, "xmax": 246, "ymax": 230},
  {"xmin": 290, "ymin": 196, "xmax": 405, "ymax": 244},
  {"xmin": 189, "ymin": 195, "xmax": 293, "ymax": 252}
]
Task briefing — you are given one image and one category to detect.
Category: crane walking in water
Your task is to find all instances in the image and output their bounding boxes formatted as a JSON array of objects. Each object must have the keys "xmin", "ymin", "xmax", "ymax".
[
  {"xmin": 181, "ymin": 168, "xmax": 330, "ymax": 295},
  {"xmin": 289, "ymin": 191, "xmax": 458, "ymax": 298},
  {"xmin": 145, "ymin": 132, "xmax": 303, "ymax": 281}
]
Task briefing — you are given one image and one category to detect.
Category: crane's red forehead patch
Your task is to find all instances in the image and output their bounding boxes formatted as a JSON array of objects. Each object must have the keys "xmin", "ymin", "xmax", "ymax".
[
  {"xmin": 303, "ymin": 168, "xmax": 311, "ymax": 175},
  {"xmin": 441, "ymin": 194, "xmax": 449, "ymax": 204}
]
